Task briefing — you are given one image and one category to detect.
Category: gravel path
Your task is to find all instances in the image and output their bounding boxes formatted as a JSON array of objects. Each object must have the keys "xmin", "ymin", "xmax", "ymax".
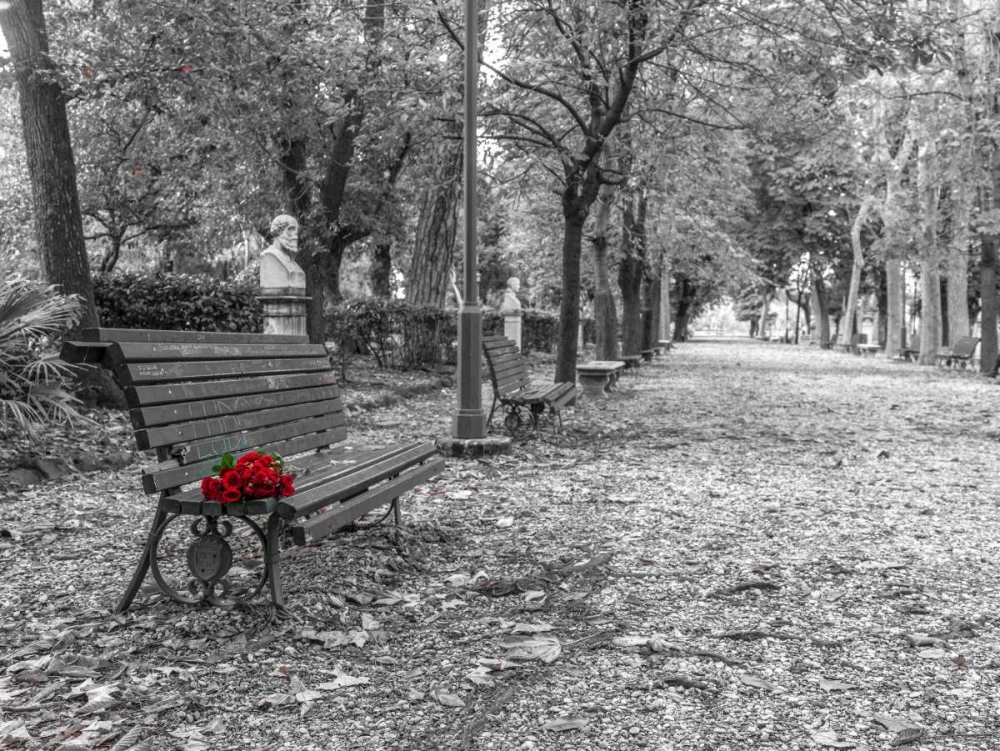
[{"xmin": 2, "ymin": 338, "xmax": 999, "ymax": 751}]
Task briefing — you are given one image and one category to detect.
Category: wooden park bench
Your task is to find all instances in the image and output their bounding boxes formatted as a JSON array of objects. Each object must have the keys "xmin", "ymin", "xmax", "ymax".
[
  {"xmin": 576, "ymin": 360, "xmax": 626, "ymax": 399},
  {"xmin": 60, "ymin": 328, "xmax": 445, "ymax": 614},
  {"xmin": 857, "ymin": 340, "xmax": 882, "ymax": 356},
  {"xmin": 936, "ymin": 335, "xmax": 980, "ymax": 370},
  {"xmin": 641, "ymin": 349, "xmax": 655, "ymax": 362},
  {"xmin": 836, "ymin": 333, "xmax": 865, "ymax": 355},
  {"xmin": 482, "ymin": 334, "xmax": 579, "ymax": 433}
]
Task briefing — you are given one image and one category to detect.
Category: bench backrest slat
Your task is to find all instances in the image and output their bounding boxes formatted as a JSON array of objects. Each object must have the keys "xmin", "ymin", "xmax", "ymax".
[
  {"xmin": 107, "ymin": 341, "xmax": 327, "ymax": 364},
  {"xmin": 82, "ymin": 328, "xmax": 309, "ymax": 345},
  {"xmin": 170, "ymin": 411, "xmax": 347, "ymax": 465},
  {"xmin": 125, "ymin": 371, "xmax": 338, "ymax": 409},
  {"xmin": 142, "ymin": 425, "xmax": 350, "ymax": 494},
  {"xmin": 135, "ymin": 397, "xmax": 344, "ymax": 451},
  {"xmin": 131, "ymin": 384, "xmax": 342, "ymax": 428},
  {"xmin": 114, "ymin": 356, "xmax": 332, "ymax": 386}
]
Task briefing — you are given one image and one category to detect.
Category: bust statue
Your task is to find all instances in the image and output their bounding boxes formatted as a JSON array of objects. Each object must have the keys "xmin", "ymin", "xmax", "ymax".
[
  {"xmin": 500, "ymin": 276, "xmax": 522, "ymax": 313},
  {"xmin": 259, "ymin": 214, "xmax": 306, "ymax": 294}
]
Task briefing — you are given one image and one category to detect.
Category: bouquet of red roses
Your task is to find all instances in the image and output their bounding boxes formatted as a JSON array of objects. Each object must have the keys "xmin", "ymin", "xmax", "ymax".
[{"xmin": 201, "ymin": 451, "xmax": 295, "ymax": 504}]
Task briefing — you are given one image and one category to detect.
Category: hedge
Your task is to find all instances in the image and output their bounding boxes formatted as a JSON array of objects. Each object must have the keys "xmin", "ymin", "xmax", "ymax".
[
  {"xmin": 326, "ymin": 300, "xmax": 562, "ymax": 369},
  {"xmin": 94, "ymin": 272, "xmax": 263, "ymax": 332},
  {"xmin": 93, "ymin": 272, "xmax": 565, "ymax": 370}
]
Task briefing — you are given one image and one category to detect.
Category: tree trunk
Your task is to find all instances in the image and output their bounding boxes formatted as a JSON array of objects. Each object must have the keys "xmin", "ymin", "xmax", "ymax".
[
  {"xmin": 947, "ymin": 171, "xmax": 972, "ymax": 343},
  {"xmin": 409, "ymin": 130, "xmax": 462, "ymax": 308},
  {"xmin": 642, "ymin": 272, "xmax": 659, "ymax": 351},
  {"xmin": 916, "ymin": 138, "xmax": 942, "ymax": 365},
  {"xmin": 982, "ymin": 237, "xmax": 999, "ymax": 375},
  {"xmin": 99, "ymin": 233, "xmax": 123, "ymax": 273},
  {"xmin": 619, "ymin": 254, "xmax": 643, "ymax": 355},
  {"xmin": 0, "ymin": 0, "xmax": 99, "ymax": 334},
  {"xmin": 556, "ymin": 204, "xmax": 587, "ymax": 383},
  {"xmin": 370, "ymin": 241, "xmax": 392, "ymax": 298},
  {"xmin": 811, "ymin": 276, "xmax": 831, "ymax": 348},
  {"xmin": 840, "ymin": 197, "xmax": 874, "ymax": 348},
  {"xmin": 619, "ymin": 190, "xmax": 646, "ymax": 357},
  {"xmin": 591, "ymin": 186, "xmax": 619, "ymax": 361},
  {"xmin": 757, "ymin": 289, "xmax": 772, "ymax": 339},
  {"xmin": 673, "ymin": 278, "xmax": 695, "ymax": 342},
  {"xmin": 659, "ymin": 255, "xmax": 672, "ymax": 342}
]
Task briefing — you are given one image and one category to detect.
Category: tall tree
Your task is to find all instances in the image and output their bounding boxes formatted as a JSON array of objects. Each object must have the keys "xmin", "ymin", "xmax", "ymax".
[
  {"xmin": 483, "ymin": 0, "xmax": 707, "ymax": 382},
  {"xmin": 0, "ymin": 0, "xmax": 97, "ymax": 331}
]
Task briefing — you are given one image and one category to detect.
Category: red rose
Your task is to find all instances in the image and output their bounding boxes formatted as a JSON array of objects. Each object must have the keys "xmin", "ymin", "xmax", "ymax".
[
  {"xmin": 221, "ymin": 470, "xmax": 242, "ymax": 490},
  {"xmin": 201, "ymin": 476, "xmax": 223, "ymax": 501},
  {"xmin": 278, "ymin": 475, "xmax": 295, "ymax": 497},
  {"xmin": 237, "ymin": 451, "xmax": 261, "ymax": 467},
  {"xmin": 221, "ymin": 488, "xmax": 242, "ymax": 503}
]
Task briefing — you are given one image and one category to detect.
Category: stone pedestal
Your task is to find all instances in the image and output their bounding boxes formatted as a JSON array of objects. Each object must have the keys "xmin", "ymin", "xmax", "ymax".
[
  {"xmin": 576, "ymin": 360, "xmax": 626, "ymax": 399},
  {"xmin": 503, "ymin": 310, "xmax": 523, "ymax": 351},
  {"xmin": 258, "ymin": 290, "xmax": 310, "ymax": 337}
]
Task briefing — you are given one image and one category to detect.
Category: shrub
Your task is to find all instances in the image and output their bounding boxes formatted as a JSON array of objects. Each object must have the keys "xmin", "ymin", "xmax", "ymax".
[
  {"xmin": 94, "ymin": 271, "xmax": 263, "ymax": 332},
  {"xmin": 327, "ymin": 300, "xmax": 563, "ymax": 370},
  {"xmin": 327, "ymin": 299, "xmax": 457, "ymax": 371},
  {"xmin": 0, "ymin": 276, "xmax": 90, "ymax": 441}
]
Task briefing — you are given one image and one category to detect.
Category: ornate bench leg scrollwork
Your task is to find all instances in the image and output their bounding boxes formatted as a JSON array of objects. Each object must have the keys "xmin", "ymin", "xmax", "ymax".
[{"xmin": 149, "ymin": 514, "xmax": 270, "ymax": 609}]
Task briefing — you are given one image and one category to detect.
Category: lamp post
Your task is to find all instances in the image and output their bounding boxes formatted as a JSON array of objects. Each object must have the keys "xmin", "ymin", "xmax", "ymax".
[{"xmin": 452, "ymin": 0, "xmax": 488, "ymax": 439}]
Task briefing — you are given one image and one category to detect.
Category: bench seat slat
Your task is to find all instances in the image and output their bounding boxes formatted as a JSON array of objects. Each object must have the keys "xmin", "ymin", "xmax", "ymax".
[
  {"xmin": 289, "ymin": 457, "xmax": 445, "ymax": 545},
  {"xmin": 293, "ymin": 443, "xmax": 428, "ymax": 493},
  {"xmin": 160, "ymin": 445, "xmax": 413, "ymax": 505},
  {"xmin": 114, "ymin": 356, "xmax": 332, "ymax": 386},
  {"xmin": 135, "ymin": 397, "xmax": 344, "ymax": 450},
  {"xmin": 125, "ymin": 371, "xmax": 339, "ymax": 409},
  {"xmin": 277, "ymin": 441, "xmax": 440, "ymax": 519}
]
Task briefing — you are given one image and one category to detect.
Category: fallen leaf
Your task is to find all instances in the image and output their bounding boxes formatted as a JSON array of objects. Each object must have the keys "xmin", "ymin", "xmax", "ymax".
[
  {"xmin": 819, "ymin": 679, "xmax": 856, "ymax": 691},
  {"xmin": 542, "ymin": 716, "xmax": 588, "ymax": 732},
  {"xmin": 496, "ymin": 516, "xmax": 515, "ymax": 528},
  {"xmin": 259, "ymin": 693, "xmax": 296, "ymax": 709},
  {"xmin": 892, "ymin": 727, "xmax": 924, "ymax": 747},
  {"xmin": 612, "ymin": 635, "xmax": 648, "ymax": 648},
  {"xmin": 433, "ymin": 689, "xmax": 466, "ymax": 707},
  {"xmin": 511, "ymin": 622, "xmax": 554, "ymax": 634},
  {"xmin": 501, "ymin": 635, "xmax": 561, "ymax": 664},
  {"xmin": 740, "ymin": 674, "xmax": 776, "ymax": 691},
  {"xmin": 812, "ymin": 730, "xmax": 857, "ymax": 748}
]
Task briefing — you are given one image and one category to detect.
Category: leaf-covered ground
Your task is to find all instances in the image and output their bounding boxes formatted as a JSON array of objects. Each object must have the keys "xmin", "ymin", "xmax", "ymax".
[{"xmin": 2, "ymin": 338, "xmax": 1000, "ymax": 751}]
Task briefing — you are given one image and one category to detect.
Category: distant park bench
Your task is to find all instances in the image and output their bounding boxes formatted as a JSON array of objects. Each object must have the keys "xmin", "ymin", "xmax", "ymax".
[
  {"xmin": 482, "ymin": 335, "xmax": 579, "ymax": 433},
  {"xmin": 936, "ymin": 336, "xmax": 980, "ymax": 370},
  {"xmin": 836, "ymin": 333, "xmax": 866, "ymax": 355},
  {"xmin": 61, "ymin": 328, "xmax": 444, "ymax": 614}
]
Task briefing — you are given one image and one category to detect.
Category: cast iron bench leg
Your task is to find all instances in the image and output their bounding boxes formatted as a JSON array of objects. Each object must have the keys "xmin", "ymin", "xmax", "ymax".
[
  {"xmin": 266, "ymin": 514, "xmax": 288, "ymax": 616},
  {"xmin": 115, "ymin": 503, "xmax": 170, "ymax": 614}
]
